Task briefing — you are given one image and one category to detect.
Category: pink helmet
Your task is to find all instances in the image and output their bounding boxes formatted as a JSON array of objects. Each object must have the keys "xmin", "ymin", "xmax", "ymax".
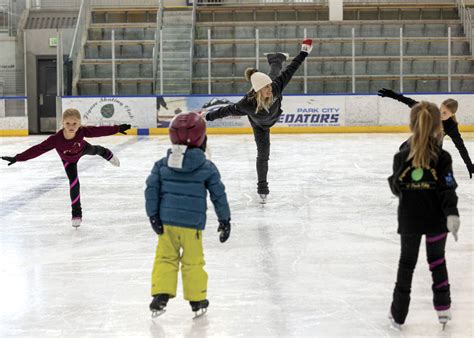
[{"xmin": 169, "ymin": 112, "xmax": 206, "ymax": 147}]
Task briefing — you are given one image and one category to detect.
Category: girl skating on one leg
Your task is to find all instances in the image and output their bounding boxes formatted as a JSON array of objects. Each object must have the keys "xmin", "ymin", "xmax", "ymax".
[
  {"xmin": 1, "ymin": 108, "xmax": 131, "ymax": 227},
  {"xmin": 388, "ymin": 101, "xmax": 460, "ymax": 330},
  {"xmin": 203, "ymin": 39, "xmax": 313, "ymax": 202},
  {"xmin": 378, "ymin": 89, "xmax": 474, "ymax": 179}
]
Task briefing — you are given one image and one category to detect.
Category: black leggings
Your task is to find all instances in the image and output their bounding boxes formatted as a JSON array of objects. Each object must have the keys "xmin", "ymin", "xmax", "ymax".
[
  {"xmin": 391, "ymin": 233, "xmax": 450, "ymax": 324},
  {"xmin": 63, "ymin": 143, "xmax": 113, "ymax": 218},
  {"xmin": 251, "ymin": 56, "xmax": 284, "ymax": 194}
]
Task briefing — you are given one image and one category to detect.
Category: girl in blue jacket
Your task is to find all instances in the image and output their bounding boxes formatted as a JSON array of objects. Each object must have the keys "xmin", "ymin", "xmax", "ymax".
[{"xmin": 145, "ymin": 112, "xmax": 231, "ymax": 318}]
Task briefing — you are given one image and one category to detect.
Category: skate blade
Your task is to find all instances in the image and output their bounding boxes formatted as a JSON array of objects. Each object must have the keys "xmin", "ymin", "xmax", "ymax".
[
  {"xmin": 388, "ymin": 318, "xmax": 402, "ymax": 331},
  {"xmin": 192, "ymin": 308, "xmax": 207, "ymax": 320},
  {"xmin": 151, "ymin": 309, "xmax": 166, "ymax": 318},
  {"xmin": 442, "ymin": 323, "xmax": 447, "ymax": 331}
]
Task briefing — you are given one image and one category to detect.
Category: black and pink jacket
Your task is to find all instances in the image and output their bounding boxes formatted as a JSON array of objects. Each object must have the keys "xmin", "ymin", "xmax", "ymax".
[{"xmin": 15, "ymin": 126, "xmax": 119, "ymax": 163}]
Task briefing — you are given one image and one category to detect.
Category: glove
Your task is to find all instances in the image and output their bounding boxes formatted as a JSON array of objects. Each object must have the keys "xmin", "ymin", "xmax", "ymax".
[
  {"xmin": 377, "ymin": 88, "xmax": 400, "ymax": 99},
  {"xmin": 447, "ymin": 215, "xmax": 460, "ymax": 242},
  {"xmin": 118, "ymin": 124, "xmax": 131, "ymax": 135},
  {"xmin": 301, "ymin": 39, "xmax": 313, "ymax": 54},
  {"xmin": 377, "ymin": 88, "xmax": 418, "ymax": 108},
  {"xmin": 217, "ymin": 219, "xmax": 231, "ymax": 243},
  {"xmin": 1, "ymin": 156, "xmax": 16, "ymax": 166},
  {"xmin": 150, "ymin": 216, "xmax": 163, "ymax": 235},
  {"xmin": 467, "ymin": 163, "xmax": 473, "ymax": 179}
]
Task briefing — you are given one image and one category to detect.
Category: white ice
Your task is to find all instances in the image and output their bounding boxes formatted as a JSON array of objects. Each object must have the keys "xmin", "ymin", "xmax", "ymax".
[{"xmin": 0, "ymin": 133, "xmax": 473, "ymax": 337}]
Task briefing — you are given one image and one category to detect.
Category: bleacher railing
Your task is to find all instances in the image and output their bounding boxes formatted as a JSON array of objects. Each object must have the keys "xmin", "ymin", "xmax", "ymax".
[
  {"xmin": 153, "ymin": 0, "xmax": 163, "ymax": 94},
  {"xmin": 196, "ymin": 0, "xmax": 327, "ymax": 5},
  {"xmin": 69, "ymin": 0, "xmax": 90, "ymax": 95},
  {"xmin": 201, "ymin": 26, "xmax": 462, "ymax": 94},
  {"xmin": 456, "ymin": 0, "xmax": 473, "ymax": 57},
  {"xmin": 28, "ymin": 0, "xmax": 160, "ymax": 9}
]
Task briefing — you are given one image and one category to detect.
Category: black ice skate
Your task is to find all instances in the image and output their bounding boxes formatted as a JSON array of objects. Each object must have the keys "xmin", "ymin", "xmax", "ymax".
[
  {"xmin": 150, "ymin": 294, "xmax": 169, "ymax": 318},
  {"xmin": 437, "ymin": 309, "xmax": 452, "ymax": 330},
  {"xmin": 190, "ymin": 299, "xmax": 209, "ymax": 319},
  {"xmin": 265, "ymin": 52, "xmax": 289, "ymax": 64}
]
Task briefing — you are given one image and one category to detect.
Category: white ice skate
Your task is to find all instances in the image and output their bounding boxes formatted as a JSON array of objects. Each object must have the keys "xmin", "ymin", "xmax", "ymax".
[
  {"xmin": 437, "ymin": 309, "xmax": 452, "ymax": 330},
  {"xmin": 71, "ymin": 217, "xmax": 82, "ymax": 228},
  {"xmin": 108, "ymin": 155, "xmax": 120, "ymax": 167},
  {"xmin": 388, "ymin": 312, "xmax": 402, "ymax": 331}
]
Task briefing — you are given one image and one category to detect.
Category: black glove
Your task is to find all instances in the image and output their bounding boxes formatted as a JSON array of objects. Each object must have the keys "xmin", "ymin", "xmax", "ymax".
[
  {"xmin": 118, "ymin": 124, "xmax": 131, "ymax": 135},
  {"xmin": 217, "ymin": 219, "xmax": 231, "ymax": 243},
  {"xmin": 467, "ymin": 163, "xmax": 473, "ymax": 179},
  {"xmin": 377, "ymin": 88, "xmax": 418, "ymax": 108},
  {"xmin": 377, "ymin": 88, "xmax": 399, "ymax": 99},
  {"xmin": 1, "ymin": 156, "xmax": 17, "ymax": 166},
  {"xmin": 150, "ymin": 216, "xmax": 163, "ymax": 235}
]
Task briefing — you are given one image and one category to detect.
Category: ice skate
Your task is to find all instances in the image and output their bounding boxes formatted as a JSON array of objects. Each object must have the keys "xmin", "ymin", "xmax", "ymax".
[
  {"xmin": 190, "ymin": 299, "xmax": 209, "ymax": 319},
  {"xmin": 437, "ymin": 309, "xmax": 452, "ymax": 330},
  {"xmin": 257, "ymin": 182, "xmax": 269, "ymax": 204},
  {"xmin": 71, "ymin": 217, "xmax": 82, "ymax": 228},
  {"xmin": 265, "ymin": 52, "xmax": 289, "ymax": 64},
  {"xmin": 108, "ymin": 155, "xmax": 120, "ymax": 167},
  {"xmin": 388, "ymin": 312, "xmax": 402, "ymax": 331},
  {"xmin": 150, "ymin": 294, "xmax": 169, "ymax": 318}
]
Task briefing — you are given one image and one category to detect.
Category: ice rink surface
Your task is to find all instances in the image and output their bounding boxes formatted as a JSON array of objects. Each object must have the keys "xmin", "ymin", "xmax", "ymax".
[{"xmin": 0, "ymin": 133, "xmax": 472, "ymax": 338}]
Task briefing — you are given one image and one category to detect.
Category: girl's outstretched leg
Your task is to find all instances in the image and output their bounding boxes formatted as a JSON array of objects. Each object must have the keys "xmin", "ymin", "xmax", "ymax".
[
  {"xmin": 266, "ymin": 52, "xmax": 288, "ymax": 80},
  {"xmin": 82, "ymin": 142, "xmax": 120, "ymax": 166},
  {"xmin": 63, "ymin": 161, "xmax": 82, "ymax": 227}
]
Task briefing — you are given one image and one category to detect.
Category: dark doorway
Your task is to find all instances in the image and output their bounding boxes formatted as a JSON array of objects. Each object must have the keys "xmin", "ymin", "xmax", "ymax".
[{"xmin": 37, "ymin": 58, "xmax": 57, "ymax": 133}]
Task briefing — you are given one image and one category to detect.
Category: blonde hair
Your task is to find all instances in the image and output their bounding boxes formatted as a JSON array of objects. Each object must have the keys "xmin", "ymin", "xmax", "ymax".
[
  {"xmin": 62, "ymin": 108, "xmax": 81, "ymax": 121},
  {"xmin": 244, "ymin": 68, "xmax": 273, "ymax": 113},
  {"xmin": 441, "ymin": 98, "xmax": 458, "ymax": 123},
  {"xmin": 408, "ymin": 101, "xmax": 443, "ymax": 168}
]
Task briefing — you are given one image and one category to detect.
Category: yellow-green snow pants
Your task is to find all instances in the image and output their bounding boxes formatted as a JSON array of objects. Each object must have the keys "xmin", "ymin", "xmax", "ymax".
[{"xmin": 151, "ymin": 225, "xmax": 208, "ymax": 301}]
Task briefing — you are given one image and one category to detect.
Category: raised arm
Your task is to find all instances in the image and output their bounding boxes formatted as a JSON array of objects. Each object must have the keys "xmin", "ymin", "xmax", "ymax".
[
  {"xmin": 377, "ymin": 88, "xmax": 418, "ymax": 108},
  {"xmin": 443, "ymin": 118, "xmax": 474, "ymax": 178},
  {"xmin": 272, "ymin": 39, "xmax": 312, "ymax": 96},
  {"xmin": 9, "ymin": 135, "xmax": 56, "ymax": 163},
  {"xmin": 204, "ymin": 96, "xmax": 249, "ymax": 122}
]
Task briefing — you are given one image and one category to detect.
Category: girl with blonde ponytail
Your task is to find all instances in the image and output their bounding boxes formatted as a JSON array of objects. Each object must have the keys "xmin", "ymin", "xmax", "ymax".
[
  {"xmin": 203, "ymin": 40, "xmax": 313, "ymax": 202},
  {"xmin": 387, "ymin": 101, "xmax": 460, "ymax": 330}
]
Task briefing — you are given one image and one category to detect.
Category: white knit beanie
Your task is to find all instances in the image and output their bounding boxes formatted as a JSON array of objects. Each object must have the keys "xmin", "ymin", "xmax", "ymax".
[{"xmin": 250, "ymin": 72, "xmax": 272, "ymax": 92}]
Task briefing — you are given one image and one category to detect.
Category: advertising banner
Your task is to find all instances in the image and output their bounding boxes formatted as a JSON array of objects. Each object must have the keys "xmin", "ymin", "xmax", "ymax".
[{"xmin": 62, "ymin": 97, "xmax": 156, "ymax": 128}]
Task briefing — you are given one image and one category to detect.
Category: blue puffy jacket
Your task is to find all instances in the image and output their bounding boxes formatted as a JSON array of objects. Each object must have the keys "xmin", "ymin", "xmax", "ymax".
[{"xmin": 145, "ymin": 147, "xmax": 231, "ymax": 230}]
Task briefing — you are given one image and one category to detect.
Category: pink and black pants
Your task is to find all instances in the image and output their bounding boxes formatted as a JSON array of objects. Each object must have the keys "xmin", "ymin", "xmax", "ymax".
[
  {"xmin": 62, "ymin": 142, "xmax": 113, "ymax": 218},
  {"xmin": 391, "ymin": 233, "xmax": 450, "ymax": 324}
]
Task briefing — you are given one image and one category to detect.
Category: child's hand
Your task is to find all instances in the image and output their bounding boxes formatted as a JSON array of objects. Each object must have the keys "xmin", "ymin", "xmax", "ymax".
[
  {"xmin": 301, "ymin": 39, "xmax": 313, "ymax": 54},
  {"xmin": 1, "ymin": 156, "xmax": 16, "ymax": 166},
  {"xmin": 150, "ymin": 216, "xmax": 163, "ymax": 235},
  {"xmin": 118, "ymin": 124, "xmax": 131, "ymax": 135},
  {"xmin": 218, "ymin": 219, "xmax": 231, "ymax": 243},
  {"xmin": 447, "ymin": 215, "xmax": 460, "ymax": 242}
]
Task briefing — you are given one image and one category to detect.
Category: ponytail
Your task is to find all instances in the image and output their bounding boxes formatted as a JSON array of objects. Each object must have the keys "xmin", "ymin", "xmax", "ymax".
[{"xmin": 408, "ymin": 101, "xmax": 442, "ymax": 168}]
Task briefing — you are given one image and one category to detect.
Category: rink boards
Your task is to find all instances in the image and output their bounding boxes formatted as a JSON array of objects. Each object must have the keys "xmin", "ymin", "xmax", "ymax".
[{"xmin": 1, "ymin": 93, "xmax": 473, "ymax": 135}]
